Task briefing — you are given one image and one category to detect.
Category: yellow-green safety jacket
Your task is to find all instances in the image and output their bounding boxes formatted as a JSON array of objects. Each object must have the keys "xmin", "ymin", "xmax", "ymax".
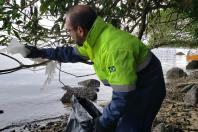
[{"xmin": 75, "ymin": 16, "xmax": 151, "ymax": 92}]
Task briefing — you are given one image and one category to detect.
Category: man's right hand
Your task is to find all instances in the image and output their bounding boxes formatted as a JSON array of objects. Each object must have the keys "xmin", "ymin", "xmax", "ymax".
[{"xmin": 25, "ymin": 45, "xmax": 43, "ymax": 58}]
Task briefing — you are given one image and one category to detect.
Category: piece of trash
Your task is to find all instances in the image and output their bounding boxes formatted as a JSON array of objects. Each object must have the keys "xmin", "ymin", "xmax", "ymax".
[
  {"xmin": 7, "ymin": 38, "xmax": 30, "ymax": 57},
  {"xmin": 42, "ymin": 61, "xmax": 57, "ymax": 89},
  {"xmin": 64, "ymin": 96, "xmax": 102, "ymax": 132}
]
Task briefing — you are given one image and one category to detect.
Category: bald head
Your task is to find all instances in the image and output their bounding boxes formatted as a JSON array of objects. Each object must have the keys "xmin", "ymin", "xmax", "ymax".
[{"xmin": 67, "ymin": 5, "xmax": 97, "ymax": 31}]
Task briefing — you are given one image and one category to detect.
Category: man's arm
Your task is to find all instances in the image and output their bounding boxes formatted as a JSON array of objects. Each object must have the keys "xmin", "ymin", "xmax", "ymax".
[
  {"xmin": 25, "ymin": 45, "xmax": 89, "ymax": 63},
  {"xmin": 99, "ymin": 91, "xmax": 132, "ymax": 128}
]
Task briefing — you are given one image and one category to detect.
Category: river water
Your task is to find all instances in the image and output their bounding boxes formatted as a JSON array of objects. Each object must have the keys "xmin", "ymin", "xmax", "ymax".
[{"xmin": 0, "ymin": 47, "xmax": 190, "ymax": 129}]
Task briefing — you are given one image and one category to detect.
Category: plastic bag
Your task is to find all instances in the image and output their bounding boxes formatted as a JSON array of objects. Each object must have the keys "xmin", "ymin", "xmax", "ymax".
[
  {"xmin": 64, "ymin": 96, "xmax": 102, "ymax": 132},
  {"xmin": 7, "ymin": 38, "xmax": 30, "ymax": 57},
  {"xmin": 42, "ymin": 61, "xmax": 57, "ymax": 89}
]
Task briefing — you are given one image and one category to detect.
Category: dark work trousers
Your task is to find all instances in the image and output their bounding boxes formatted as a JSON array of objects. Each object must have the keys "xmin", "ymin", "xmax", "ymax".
[{"xmin": 115, "ymin": 53, "xmax": 166, "ymax": 132}]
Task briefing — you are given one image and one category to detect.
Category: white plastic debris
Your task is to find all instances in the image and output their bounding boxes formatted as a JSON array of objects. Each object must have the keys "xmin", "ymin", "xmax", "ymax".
[
  {"xmin": 42, "ymin": 61, "xmax": 57, "ymax": 89},
  {"xmin": 0, "ymin": 47, "xmax": 7, "ymax": 53},
  {"xmin": 7, "ymin": 38, "xmax": 30, "ymax": 57}
]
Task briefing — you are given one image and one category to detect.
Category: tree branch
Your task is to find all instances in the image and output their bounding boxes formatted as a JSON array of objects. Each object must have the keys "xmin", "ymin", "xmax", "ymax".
[{"xmin": 0, "ymin": 53, "xmax": 50, "ymax": 75}]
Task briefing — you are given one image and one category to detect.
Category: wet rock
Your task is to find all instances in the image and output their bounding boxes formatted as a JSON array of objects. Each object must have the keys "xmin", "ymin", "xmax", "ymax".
[
  {"xmin": 78, "ymin": 79, "xmax": 100, "ymax": 87},
  {"xmin": 61, "ymin": 85, "xmax": 98, "ymax": 104},
  {"xmin": 0, "ymin": 110, "xmax": 3, "ymax": 114},
  {"xmin": 166, "ymin": 67, "xmax": 187, "ymax": 79},
  {"xmin": 184, "ymin": 84, "xmax": 198, "ymax": 106},
  {"xmin": 186, "ymin": 61, "xmax": 198, "ymax": 70},
  {"xmin": 176, "ymin": 52, "xmax": 185, "ymax": 55}
]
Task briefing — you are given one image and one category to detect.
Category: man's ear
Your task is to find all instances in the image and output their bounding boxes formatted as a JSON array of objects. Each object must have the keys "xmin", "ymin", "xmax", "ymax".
[
  {"xmin": 77, "ymin": 26, "xmax": 87, "ymax": 38},
  {"xmin": 77, "ymin": 26, "xmax": 83, "ymax": 37}
]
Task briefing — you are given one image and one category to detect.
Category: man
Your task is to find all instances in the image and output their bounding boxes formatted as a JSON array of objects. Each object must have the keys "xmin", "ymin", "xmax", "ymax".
[{"xmin": 25, "ymin": 5, "xmax": 166, "ymax": 132}]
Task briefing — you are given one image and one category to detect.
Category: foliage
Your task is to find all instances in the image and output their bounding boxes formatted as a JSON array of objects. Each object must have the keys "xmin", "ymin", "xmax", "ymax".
[
  {"xmin": 176, "ymin": 0, "xmax": 198, "ymax": 41},
  {"xmin": 0, "ymin": 0, "xmax": 197, "ymax": 48},
  {"xmin": 147, "ymin": 9, "xmax": 193, "ymax": 48},
  {"xmin": 146, "ymin": 0, "xmax": 198, "ymax": 48}
]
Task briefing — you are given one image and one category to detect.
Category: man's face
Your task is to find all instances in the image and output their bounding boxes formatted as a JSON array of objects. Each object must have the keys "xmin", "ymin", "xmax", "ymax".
[{"xmin": 65, "ymin": 17, "xmax": 85, "ymax": 46}]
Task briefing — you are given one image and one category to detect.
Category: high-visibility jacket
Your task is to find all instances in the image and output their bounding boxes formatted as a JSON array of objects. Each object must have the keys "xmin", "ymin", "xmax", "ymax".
[{"xmin": 75, "ymin": 16, "xmax": 150, "ymax": 92}]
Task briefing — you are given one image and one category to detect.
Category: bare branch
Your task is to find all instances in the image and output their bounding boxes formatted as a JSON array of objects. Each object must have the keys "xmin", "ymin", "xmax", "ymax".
[{"xmin": 0, "ymin": 53, "xmax": 50, "ymax": 75}]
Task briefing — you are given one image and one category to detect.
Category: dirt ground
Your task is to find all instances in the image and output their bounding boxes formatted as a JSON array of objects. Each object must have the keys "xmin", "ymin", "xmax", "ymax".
[
  {"xmin": 1, "ymin": 78, "xmax": 198, "ymax": 132},
  {"xmin": 153, "ymin": 77, "xmax": 198, "ymax": 131}
]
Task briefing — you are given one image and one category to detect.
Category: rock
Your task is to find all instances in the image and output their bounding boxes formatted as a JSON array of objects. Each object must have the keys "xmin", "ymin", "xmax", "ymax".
[
  {"xmin": 152, "ymin": 123, "xmax": 166, "ymax": 132},
  {"xmin": 180, "ymin": 84, "xmax": 194, "ymax": 93},
  {"xmin": 184, "ymin": 84, "xmax": 198, "ymax": 106},
  {"xmin": 186, "ymin": 61, "xmax": 198, "ymax": 70},
  {"xmin": 187, "ymin": 71, "xmax": 198, "ymax": 79},
  {"xmin": 60, "ymin": 79, "xmax": 100, "ymax": 103},
  {"xmin": 0, "ymin": 110, "xmax": 3, "ymax": 114},
  {"xmin": 78, "ymin": 79, "xmax": 100, "ymax": 87},
  {"xmin": 152, "ymin": 123, "xmax": 183, "ymax": 132},
  {"xmin": 176, "ymin": 52, "xmax": 185, "ymax": 55},
  {"xmin": 166, "ymin": 67, "xmax": 187, "ymax": 79},
  {"xmin": 166, "ymin": 125, "xmax": 183, "ymax": 132},
  {"xmin": 61, "ymin": 85, "xmax": 98, "ymax": 104},
  {"xmin": 61, "ymin": 85, "xmax": 73, "ymax": 91},
  {"xmin": 61, "ymin": 93, "xmax": 71, "ymax": 104}
]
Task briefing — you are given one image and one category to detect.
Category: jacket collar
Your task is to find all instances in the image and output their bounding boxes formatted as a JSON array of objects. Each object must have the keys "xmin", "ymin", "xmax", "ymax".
[{"xmin": 85, "ymin": 16, "xmax": 107, "ymax": 48}]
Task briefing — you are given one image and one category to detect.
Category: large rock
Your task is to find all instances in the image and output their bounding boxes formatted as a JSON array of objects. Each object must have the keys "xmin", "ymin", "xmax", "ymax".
[
  {"xmin": 61, "ymin": 85, "xmax": 98, "ymax": 104},
  {"xmin": 183, "ymin": 84, "xmax": 198, "ymax": 106},
  {"xmin": 186, "ymin": 61, "xmax": 198, "ymax": 70},
  {"xmin": 166, "ymin": 67, "xmax": 187, "ymax": 79},
  {"xmin": 176, "ymin": 52, "xmax": 185, "ymax": 55},
  {"xmin": 78, "ymin": 79, "xmax": 100, "ymax": 87}
]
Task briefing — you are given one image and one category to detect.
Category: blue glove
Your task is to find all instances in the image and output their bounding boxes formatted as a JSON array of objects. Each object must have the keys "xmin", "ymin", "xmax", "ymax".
[{"xmin": 25, "ymin": 45, "xmax": 43, "ymax": 58}]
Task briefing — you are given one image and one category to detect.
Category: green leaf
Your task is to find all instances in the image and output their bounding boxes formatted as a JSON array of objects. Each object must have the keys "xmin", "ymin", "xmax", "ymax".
[
  {"xmin": 21, "ymin": 36, "xmax": 30, "ymax": 43},
  {"xmin": 12, "ymin": 11, "xmax": 21, "ymax": 19},
  {"xmin": 13, "ymin": 30, "xmax": 21, "ymax": 40},
  {"xmin": 40, "ymin": 0, "xmax": 49, "ymax": 14},
  {"xmin": 7, "ymin": 23, "xmax": 11, "ymax": 35},
  {"xmin": 34, "ymin": 6, "xmax": 38, "ymax": 18},
  {"xmin": 16, "ymin": 20, "xmax": 23, "ymax": 25},
  {"xmin": 30, "ymin": 6, "xmax": 33, "ymax": 16},
  {"xmin": 0, "ymin": 38, "xmax": 7, "ymax": 46},
  {"xmin": 20, "ymin": 0, "xmax": 26, "ymax": 9},
  {"xmin": 61, "ymin": 18, "xmax": 66, "ymax": 29},
  {"xmin": 51, "ymin": 23, "xmax": 60, "ymax": 35},
  {"xmin": 0, "ymin": 0, "xmax": 5, "ymax": 5}
]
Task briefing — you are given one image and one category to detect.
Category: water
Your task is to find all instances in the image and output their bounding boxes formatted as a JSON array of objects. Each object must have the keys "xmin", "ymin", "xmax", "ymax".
[
  {"xmin": 0, "ymin": 47, "xmax": 190, "ymax": 129},
  {"xmin": 152, "ymin": 48, "xmax": 189, "ymax": 75}
]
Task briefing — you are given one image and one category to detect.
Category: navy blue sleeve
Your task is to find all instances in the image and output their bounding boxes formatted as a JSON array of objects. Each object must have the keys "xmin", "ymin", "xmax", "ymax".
[
  {"xmin": 40, "ymin": 46, "xmax": 89, "ymax": 63},
  {"xmin": 99, "ymin": 91, "xmax": 131, "ymax": 127}
]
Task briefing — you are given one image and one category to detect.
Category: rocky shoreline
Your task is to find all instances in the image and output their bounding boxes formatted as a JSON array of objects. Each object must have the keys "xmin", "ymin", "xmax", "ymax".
[{"xmin": 1, "ymin": 70, "xmax": 198, "ymax": 132}]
